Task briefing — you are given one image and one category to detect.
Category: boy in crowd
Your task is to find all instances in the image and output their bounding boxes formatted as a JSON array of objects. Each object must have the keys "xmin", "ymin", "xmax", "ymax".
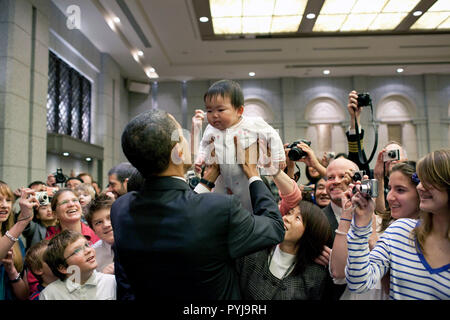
[
  {"xmin": 194, "ymin": 80, "xmax": 285, "ymax": 212},
  {"xmin": 24, "ymin": 240, "xmax": 59, "ymax": 300},
  {"xmin": 85, "ymin": 195, "xmax": 115, "ymax": 274},
  {"xmin": 40, "ymin": 230, "xmax": 116, "ymax": 300}
]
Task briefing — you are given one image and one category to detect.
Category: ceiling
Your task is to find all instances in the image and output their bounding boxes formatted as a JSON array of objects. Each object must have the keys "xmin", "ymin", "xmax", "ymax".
[{"xmin": 52, "ymin": 0, "xmax": 450, "ymax": 83}]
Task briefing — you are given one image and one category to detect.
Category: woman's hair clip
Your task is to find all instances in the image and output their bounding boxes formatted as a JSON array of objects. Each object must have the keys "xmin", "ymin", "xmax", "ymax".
[{"xmin": 411, "ymin": 173, "xmax": 420, "ymax": 184}]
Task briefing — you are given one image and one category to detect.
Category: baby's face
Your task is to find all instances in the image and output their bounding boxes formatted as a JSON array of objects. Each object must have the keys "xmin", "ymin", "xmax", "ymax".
[{"xmin": 205, "ymin": 95, "xmax": 243, "ymax": 130}]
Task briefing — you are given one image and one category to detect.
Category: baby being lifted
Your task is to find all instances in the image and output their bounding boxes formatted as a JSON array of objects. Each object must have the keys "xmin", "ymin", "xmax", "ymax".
[{"xmin": 194, "ymin": 80, "xmax": 285, "ymax": 212}]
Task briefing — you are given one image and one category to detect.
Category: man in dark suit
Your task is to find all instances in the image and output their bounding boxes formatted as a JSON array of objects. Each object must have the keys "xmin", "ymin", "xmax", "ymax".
[{"xmin": 111, "ymin": 109, "xmax": 285, "ymax": 300}]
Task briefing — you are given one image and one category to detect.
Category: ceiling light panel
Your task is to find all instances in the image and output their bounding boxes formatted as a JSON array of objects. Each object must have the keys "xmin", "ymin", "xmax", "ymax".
[
  {"xmin": 437, "ymin": 16, "xmax": 450, "ymax": 29},
  {"xmin": 426, "ymin": 0, "xmax": 450, "ymax": 12},
  {"xmin": 242, "ymin": 16, "xmax": 272, "ymax": 33},
  {"xmin": 320, "ymin": 0, "xmax": 356, "ymax": 15},
  {"xmin": 341, "ymin": 13, "xmax": 377, "ymax": 31},
  {"xmin": 382, "ymin": 0, "xmax": 420, "ymax": 13},
  {"xmin": 212, "ymin": 17, "xmax": 242, "ymax": 34},
  {"xmin": 351, "ymin": 0, "xmax": 388, "ymax": 14},
  {"xmin": 243, "ymin": 0, "xmax": 274, "ymax": 16},
  {"xmin": 312, "ymin": 14, "xmax": 347, "ymax": 31},
  {"xmin": 271, "ymin": 15, "xmax": 302, "ymax": 33},
  {"xmin": 368, "ymin": 12, "xmax": 408, "ymax": 30},
  {"xmin": 210, "ymin": 0, "xmax": 242, "ymax": 18},
  {"xmin": 273, "ymin": 0, "xmax": 307, "ymax": 15},
  {"xmin": 410, "ymin": 12, "xmax": 450, "ymax": 29}
]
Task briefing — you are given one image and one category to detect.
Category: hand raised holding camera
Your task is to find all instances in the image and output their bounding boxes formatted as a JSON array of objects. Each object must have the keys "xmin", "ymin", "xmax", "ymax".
[{"xmin": 18, "ymin": 188, "xmax": 38, "ymax": 224}]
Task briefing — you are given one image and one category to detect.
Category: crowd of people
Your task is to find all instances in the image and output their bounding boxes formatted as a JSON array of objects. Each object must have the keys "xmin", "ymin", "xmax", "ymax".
[{"xmin": 0, "ymin": 80, "xmax": 448, "ymax": 301}]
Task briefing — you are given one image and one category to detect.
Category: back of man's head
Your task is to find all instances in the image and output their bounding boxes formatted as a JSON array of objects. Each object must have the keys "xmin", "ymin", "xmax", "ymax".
[{"xmin": 121, "ymin": 109, "xmax": 179, "ymax": 178}]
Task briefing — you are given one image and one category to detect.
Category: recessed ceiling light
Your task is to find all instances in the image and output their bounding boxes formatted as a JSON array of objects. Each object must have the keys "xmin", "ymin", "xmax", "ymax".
[
  {"xmin": 63, "ymin": 152, "xmax": 69, "ymax": 157},
  {"xmin": 323, "ymin": 69, "xmax": 330, "ymax": 75},
  {"xmin": 137, "ymin": 50, "xmax": 144, "ymax": 56},
  {"xmin": 306, "ymin": 13, "xmax": 316, "ymax": 19},
  {"xmin": 413, "ymin": 11, "xmax": 422, "ymax": 17},
  {"xmin": 397, "ymin": 68, "xmax": 404, "ymax": 73},
  {"xmin": 199, "ymin": 16, "xmax": 209, "ymax": 22},
  {"xmin": 86, "ymin": 157, "xmax": 92, "ymax": 162},
  {"xmin": 149, "ymin": 67, "xmax": 155, "ymax": 72},
  {"xmin": 249, "ymin": 72, "xmax": 255, "ymax": 77},
  {"xmin": 113, "ymin": 17, "xmax": 120, "ymax": 23}
]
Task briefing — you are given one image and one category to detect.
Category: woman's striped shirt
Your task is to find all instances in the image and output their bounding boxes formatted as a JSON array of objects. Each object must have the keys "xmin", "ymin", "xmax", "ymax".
[{"xmin": 345, "ymin": 218, "xmax": 450, "ymax": 300}]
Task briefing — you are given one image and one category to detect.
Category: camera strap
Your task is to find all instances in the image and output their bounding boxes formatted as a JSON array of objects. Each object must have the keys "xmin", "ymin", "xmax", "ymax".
[{"xmin": 354, "ymin": 102, "xmax": 378, "ymax": 166}]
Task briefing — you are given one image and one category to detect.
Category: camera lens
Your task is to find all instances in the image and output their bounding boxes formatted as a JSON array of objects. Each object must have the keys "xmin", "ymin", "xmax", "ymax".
[
  {"xmin": 388, "ymin": 151, "xmax": 395, "ymax": 157},
  {"xmin": 288, "ymin": 148, "xmax": 306, "ymax": 161},
  {"xmin": 353, "ymin": 172, "xmax": 362, "ymax": 182}
]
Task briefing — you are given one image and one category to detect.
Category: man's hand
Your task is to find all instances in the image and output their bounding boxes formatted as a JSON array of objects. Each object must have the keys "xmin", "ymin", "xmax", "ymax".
[
  {"xmin": 348, "ymin": 90, "xmax": 361, "ymax": 130},
  {"xmin": 1, "ymin": 250, "xmax": 17, "ymax": 275},
  {"xmin": 192, "ymin": 109, "xmax": 205, "ymax": 128},
  {"xmin": 234, "ymin": 136, "xmax": 259, "ymax": 179},
  {"xmin": 202, "ymin": 138, "xmax": 220, "ymax": 183}
]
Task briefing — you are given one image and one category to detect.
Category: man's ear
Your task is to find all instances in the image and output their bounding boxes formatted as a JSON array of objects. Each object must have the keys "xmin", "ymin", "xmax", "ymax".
[
  {"xmin": 123, "ymin": 178, "xmax": 129, "ymax": 190},
  {"xmin": 170, "ymin": 142, "xmax": 184, "ymax": 165}
]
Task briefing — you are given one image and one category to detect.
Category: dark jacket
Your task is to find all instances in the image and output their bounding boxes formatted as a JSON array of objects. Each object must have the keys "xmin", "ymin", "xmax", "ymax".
[{"xmin": 111, "ymin": 176, "xmax": 285, "ymax": 300}]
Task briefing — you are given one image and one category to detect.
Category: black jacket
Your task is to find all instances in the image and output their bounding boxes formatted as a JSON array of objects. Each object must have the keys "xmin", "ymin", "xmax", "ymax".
[{"xmin": 111, "ymin": 176, "xmax": 285, "ymax": 300}]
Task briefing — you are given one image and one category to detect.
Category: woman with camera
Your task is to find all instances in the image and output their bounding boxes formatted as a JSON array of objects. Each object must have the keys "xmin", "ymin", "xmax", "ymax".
[
  {"xmin": 1, "ymin": 181, "xmax": 37, "ymax": 300},
  {"xmin": 344, "ymin": 149, "xmax": 449, "ymax": 299},
  {"xmin": 330, "ymin": 161, "xmax": 422, "ymax": 299}
]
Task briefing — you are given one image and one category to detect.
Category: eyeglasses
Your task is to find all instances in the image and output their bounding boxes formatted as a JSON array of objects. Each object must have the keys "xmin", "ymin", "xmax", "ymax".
[
  {"xmin": 56, "ymin": 198, "xmax": 80, "ymax": 207},
  {"xmin": 64, "ymin": 242, "xmax": 91, "ymax": 261}
]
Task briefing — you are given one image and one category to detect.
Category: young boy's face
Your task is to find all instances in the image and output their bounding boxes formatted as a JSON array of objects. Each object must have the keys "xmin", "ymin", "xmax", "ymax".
[
  {"xmin": 78, "ymin": 192, "xmax": 92, "ymax": 207},
  {"xmin": 91, "ymin": 208, "xmax": 114, "ymax": 245},
  {"xmin": 62, "ymin": 237, "xmax": 97, "ymax": 275},
  {"xmin": 205, "ymin": 94, "xmax": 243, "ymax": 131},
  {"xmin": 36, "ymin": 204, "xmax": 56, "ymax": 223}
]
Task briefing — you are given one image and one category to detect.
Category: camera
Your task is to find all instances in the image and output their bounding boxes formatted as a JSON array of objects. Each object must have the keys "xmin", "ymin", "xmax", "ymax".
[
  {"xmin": 34, "ymin": 191, "xmax": 50, "ymax": 206},
  {"xmin": 54, "ymin": 168, "xmax": 67, "ymax": 184},
  {"xmin": 383, "ymin": 149, "xmax": 400, "ymax": 162},
  {"xmin": 287, "ymin": 139, "xmax": 311, "ymax": 161},
  {"xmin": 352, "ymin": 179, "xmax": 378, "ymax": 198},
  {"xmin": 352, "ymin": 170, "xmax": 365, "ymax": 182},
  {"xmin": 186, "ymin": 170, "xmax": 200, "ymax": 190},
  {"xmin": 326, "ymin": 151, "xmax": 335, "ymax": 159},
  {"xmin": 357, "ymin": 93, "xmax": 372, "ymax": 107}
]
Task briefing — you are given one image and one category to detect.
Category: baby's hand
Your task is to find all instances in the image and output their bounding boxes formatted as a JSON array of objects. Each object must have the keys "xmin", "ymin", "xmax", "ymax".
[{"xmin": 194, "ymin": 159, "xmax": 205, "ymax": 174}]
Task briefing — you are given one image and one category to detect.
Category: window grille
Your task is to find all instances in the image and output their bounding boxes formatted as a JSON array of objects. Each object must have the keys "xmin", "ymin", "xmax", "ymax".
[{"xmin": 47, "ymin": 51, "xmax": 91, "ymax": 142}]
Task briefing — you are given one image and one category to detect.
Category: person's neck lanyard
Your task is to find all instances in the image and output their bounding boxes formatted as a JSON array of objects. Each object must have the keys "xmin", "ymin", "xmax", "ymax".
[{"xmin": 268, "ymin": 247, "xmax": 296, "ymax": 299}]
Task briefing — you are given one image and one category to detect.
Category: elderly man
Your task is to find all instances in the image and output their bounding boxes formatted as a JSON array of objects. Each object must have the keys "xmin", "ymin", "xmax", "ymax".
[{"xmin": 110, "ymin": 109, "xmax": 284, "ymax": 300}]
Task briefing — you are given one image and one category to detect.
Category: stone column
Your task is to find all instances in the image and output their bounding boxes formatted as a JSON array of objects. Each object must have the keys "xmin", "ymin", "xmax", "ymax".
[
  {"xmin": 331, "ymin": 123, "xmax": 347, "ymax": 155},
  {"xmin": 0, "ymin": 0, "xmax": 50, "ymax": 189},
  {"xmin": 402, "ymin": 122, "xmax": 418, "ymax": 161},
  {"xmin": 412, "ymin": 117, "xmax": 428, "ymax": 159}
]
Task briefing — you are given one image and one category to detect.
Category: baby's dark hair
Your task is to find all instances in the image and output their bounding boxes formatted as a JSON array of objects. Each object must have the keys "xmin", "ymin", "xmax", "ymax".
[{"xmin": 204, "ymin": 79, "xmax": 244, "ymax": 109}]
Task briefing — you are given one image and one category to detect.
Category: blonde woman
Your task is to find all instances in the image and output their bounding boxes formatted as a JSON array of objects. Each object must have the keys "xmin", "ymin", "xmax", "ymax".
[
  {"xmin": 1, "ymin": 181, "xmax": 37, "ymax": 300},
  {"xmin": 345, "ymin": 149, "xmax": 450, "ymax": 300}
]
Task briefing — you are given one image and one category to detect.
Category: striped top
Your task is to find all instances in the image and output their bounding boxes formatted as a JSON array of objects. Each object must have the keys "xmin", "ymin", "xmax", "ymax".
[{"xmin": 345, "ymin": 218, "xmax": 450, "ymax": 300}]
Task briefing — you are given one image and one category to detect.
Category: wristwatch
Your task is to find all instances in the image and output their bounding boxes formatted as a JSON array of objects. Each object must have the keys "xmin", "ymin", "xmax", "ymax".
[
  {"xmin": 199, "ymin": 178, "xmax": 215, "ymax": 189},
  {"xmin": 9, "ymin": 273, "xmax": 22, "ymax": 283}
]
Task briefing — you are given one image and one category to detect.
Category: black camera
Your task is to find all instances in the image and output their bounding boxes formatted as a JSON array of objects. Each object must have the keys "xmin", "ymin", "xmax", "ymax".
[
  {"xmin": 287, "ymin": 139, "xmax": 311, "ymax": 161},
  {"xmin": 357, "ymin": 93, "xmax": 372, "ymax": 107},
  {"xmin": 352, "ymin": 170, "xmax": 365, "ymax": 182},
  {"xmin": 186, "ymin": 170, "xmax": 200, "ymax": 190},
  {"xmin": 54, "ymin": 168, "xmax": 67, "ymax": 184}
]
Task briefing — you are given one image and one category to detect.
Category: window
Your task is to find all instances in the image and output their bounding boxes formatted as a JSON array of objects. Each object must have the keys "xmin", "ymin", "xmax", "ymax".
[{"xmin": 47, "ymin": 51, "xmax": 91, "ymax": 142}]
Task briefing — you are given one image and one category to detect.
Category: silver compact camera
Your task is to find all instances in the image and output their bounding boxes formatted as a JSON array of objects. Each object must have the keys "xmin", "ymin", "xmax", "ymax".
[
  {"xmin": 383, "ymin": 149, "xmax": 400, "ymax": 162},
  {"xmin": 34, "ymin": 191, "xmax": 50, "ymax": 206},
  {"xmin": 352, "ymin": 179, "xmax": 378, "ymax": 198}
]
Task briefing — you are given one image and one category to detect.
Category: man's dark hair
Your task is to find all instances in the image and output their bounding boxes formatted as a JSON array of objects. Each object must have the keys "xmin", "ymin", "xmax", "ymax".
[
  {"xmin": 28, "ymin": 181, "xmax": 46, "ymax": 189},
  {"xmin": 43, "ymin": 230, "xmax": 85, "ymax": 281},
  {"xmin": 121, "ymin": 110, "xmax": 179, "ymax": 178},
  {"xmin": 107, "ymin": 162, "xmax": 136, "ymax": 183},
  {"xmin": 127, "ymin": 167, "xmax": 145, "ymax": 192},
  {"xmin": 64, "ymin": 177, "xmax": 83, "ymax": 187},
  {"xmin": 204, "ymin": 79, "xmax": 244, "ymax": 109},
  {"xmin": 334, "ymin": 152, "xmax": 348, "ymax": 159},
  {"xmin": 85, "ymin": 194, "xmax": 114, "ymax": 229}
]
